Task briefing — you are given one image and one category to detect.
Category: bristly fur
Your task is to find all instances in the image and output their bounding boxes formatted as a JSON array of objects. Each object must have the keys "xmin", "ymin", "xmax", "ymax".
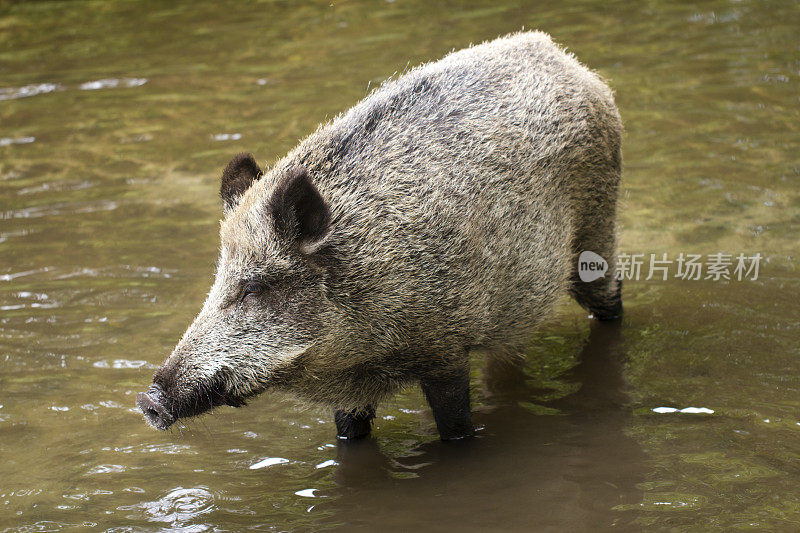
[{"xmin": 146, "ymin": 31, "xmax": 623, "ymax": 433}]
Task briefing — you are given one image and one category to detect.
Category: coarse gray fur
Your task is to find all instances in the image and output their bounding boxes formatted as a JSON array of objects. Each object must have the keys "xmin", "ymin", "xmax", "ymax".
[{"xmin": 143, "ymin": 31, "xmax": 623, "ymax": 436}]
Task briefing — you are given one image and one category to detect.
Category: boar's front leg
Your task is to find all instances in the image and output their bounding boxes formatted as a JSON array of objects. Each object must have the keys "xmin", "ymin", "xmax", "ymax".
[
  {"xmin": 334, "ymin": 406, "xmax": 375, "ymax": 440},
  {"xmin": 420, "ymin": 366, "xmax": 475, "ymax": 441}
]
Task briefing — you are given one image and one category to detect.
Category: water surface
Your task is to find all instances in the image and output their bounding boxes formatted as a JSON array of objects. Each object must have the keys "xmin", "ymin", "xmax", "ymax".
[{"xmin": 1, "ymin": 0, "xmax": 799, "ymax": 530}]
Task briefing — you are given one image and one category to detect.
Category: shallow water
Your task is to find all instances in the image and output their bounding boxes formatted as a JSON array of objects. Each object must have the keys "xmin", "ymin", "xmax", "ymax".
[{"xmin": 1, "ymin": 0, "xmax": 799, "ymax": 530}]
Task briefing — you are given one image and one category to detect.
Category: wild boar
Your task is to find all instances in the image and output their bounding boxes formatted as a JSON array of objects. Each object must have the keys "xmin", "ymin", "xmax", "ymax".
[{"xmin": 137, "ymin": 31, "xmax": 623, "ymax": 441}]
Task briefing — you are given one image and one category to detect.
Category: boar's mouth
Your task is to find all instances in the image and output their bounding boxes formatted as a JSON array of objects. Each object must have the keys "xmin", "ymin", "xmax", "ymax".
[{"xmin": 136, "ymin": 378, "xmax": 247, "ymax": 431}]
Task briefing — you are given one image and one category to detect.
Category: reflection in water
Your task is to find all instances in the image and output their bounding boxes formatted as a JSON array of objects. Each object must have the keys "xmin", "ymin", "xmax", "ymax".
[{"xmin": 324, "ymin": 322, "xmax": 646, "ymax": 531}]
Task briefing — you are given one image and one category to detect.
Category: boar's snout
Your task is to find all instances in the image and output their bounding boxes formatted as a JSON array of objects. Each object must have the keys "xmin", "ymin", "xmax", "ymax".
[{"xmin": 136, "ymin": 383, "xmax": 175, "ymax": 430}]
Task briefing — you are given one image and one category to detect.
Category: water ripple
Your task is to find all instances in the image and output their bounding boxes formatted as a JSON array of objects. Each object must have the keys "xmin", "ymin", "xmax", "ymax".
[
  {"xmin": 7, "ymin": 520, "xmax": 97, "ymax": 532},
  {"xmin": 110, "ymin": 443, "xmax": 196, "ymax": 455},
  {"xmin": 0, "ymin": 137, "xmax": 35, "ymax": 147},
  {"xmin": 92, "ymin": 359, "xmax": 150, "ymax": 369},
  {"xmin": 79, "ymin": 78, "xmax": 147, "ymax": 90},
  {"xmin": 17, "ymin": 180, "xmax": 93, "ymax": 195},
  {"xmin": 0, "ymin": 77, "xmax": 146, "ymax": 103},
  {"xmin": 0, "ymin": 267, "xmax": 52, "ymax": 282},
  {"xmin": 121, "ymin": 486, "xmax": 216, "ymax": 528},
  {"xmin": 86, "ymin": 464, "xmax": 126, "ymax": 475},
  {"xmin": 0, "ymin": 83, "xmax": 62, "ymax": 101},
  {"xmin": 212, "ymin": 133, "xmax": 242, "ymax": 141},
  {"xmin": 1, "ymin": 200, "xmax": 119, "ymax": 220}
]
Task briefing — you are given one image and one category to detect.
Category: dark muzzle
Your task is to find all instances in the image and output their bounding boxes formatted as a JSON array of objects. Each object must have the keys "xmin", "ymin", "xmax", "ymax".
[{"xmin": 136, "ymin": 383, "xmax": 175, "ymax": 430}]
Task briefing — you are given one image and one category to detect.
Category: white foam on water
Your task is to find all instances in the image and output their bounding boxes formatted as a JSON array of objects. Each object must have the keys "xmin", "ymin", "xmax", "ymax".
[
  {"xmin": 0, "ymin": 83, "xmax": 61, "ymax": 101},
  {"xmin": 249, "ymin": 457, "xmax": 289, "ymax": 470},
  {"xmin": 212, "ymin": 133, "xmax": 242, "ymax": 141},
  {"xmin": 680, "ymin": 407, "xmax": 715, "ymax": 414},
  {"xmin": 0, "ymin": 137, "xmax": 35, "ymax": 146},
  {"xmin": 315, "ymin": 460, "xmax": 338, "ymax": 469},
  {"xmin": 652, "ymin": 406, "xmax": 714, "ymax": 414},
  {"xmin": 80, "ymin": 78, "xmax": 147, "ymax": 90}
]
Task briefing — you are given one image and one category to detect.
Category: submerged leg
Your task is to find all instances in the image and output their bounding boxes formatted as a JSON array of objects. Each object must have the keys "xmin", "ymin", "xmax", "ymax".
[
  {"xmin": 420, "ymin": 367, "xmax": 474, "ymax": 441},
  {"xmin": 571, "ymin": 275, "xmax": 623, "ymax": 321},
  {"xmin": 334, "ymin": 406, "xmax": 375, "ymax": 440},
  {"xmin": 569, "ymin": 205, "xmax": 623, "ymax": 320}
]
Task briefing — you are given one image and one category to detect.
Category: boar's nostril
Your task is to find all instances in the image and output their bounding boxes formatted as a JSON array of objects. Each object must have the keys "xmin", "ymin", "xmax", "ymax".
[{"xmin": 136, "ymin": 388, "xmax": 175, "ymax": 430}]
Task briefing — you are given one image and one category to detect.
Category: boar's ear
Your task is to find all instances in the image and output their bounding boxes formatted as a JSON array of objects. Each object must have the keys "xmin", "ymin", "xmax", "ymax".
[
  {"xmin": 269, "ymin": 167, "xmax": 330, "ymax": 247},
  {"xmin": 220, "ymin": 153, "xmax": 263, "ymax": 211}
]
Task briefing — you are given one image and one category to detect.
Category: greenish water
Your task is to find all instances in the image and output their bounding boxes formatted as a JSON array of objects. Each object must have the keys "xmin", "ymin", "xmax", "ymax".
[{"xmin": 1, "ymin": 0, "xmax": 799, "ymax": 530}]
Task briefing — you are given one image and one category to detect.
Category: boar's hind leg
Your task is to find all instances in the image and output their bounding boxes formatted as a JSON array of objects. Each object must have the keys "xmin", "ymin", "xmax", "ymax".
[
  {"xmin": 420, "ymin": 367, "xmax": 475, "ymax": 441},
  {"xmin": 334, "ymin": 406, "xmax": 375, "ymax": 440},
  {"xmin": 569, "ymin": 173, "xmax": 623, "ymax": 321},
  {"xmin": 571, "ymin": 273, "xmax": 623, "ymax": 321}
]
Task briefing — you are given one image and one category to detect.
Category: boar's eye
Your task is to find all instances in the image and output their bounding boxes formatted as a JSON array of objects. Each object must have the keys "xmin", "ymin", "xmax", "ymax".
[{"xmin": 241, "ymin": 280, "xmax": 266, "ymax": 301}]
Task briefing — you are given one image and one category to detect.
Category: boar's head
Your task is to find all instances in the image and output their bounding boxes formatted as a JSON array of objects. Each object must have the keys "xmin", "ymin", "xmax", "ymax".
[{"xmin": 137, "ymin": 153, "xmax": 341, "ymax": 430}]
